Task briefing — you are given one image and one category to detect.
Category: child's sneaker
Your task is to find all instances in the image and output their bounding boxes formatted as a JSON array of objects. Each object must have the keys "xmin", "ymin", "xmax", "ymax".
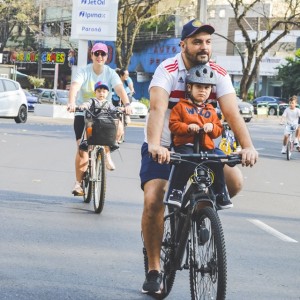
[
  {"xmin": 216, "ymin": 193, "xmax": 233, "ymax": 210},
  {"xmin": 281, "ymin": 145, "xmax": 287, "ymax": 154},
  {"xmin": 168, "ymin": 189, "xmax": 183, "ymax": 208}
]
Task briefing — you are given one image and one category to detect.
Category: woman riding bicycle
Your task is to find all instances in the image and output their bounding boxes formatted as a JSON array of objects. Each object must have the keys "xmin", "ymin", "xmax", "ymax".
[{"xmin": 67, "ymin": 42, "xmax": 131, "ymax": 196}]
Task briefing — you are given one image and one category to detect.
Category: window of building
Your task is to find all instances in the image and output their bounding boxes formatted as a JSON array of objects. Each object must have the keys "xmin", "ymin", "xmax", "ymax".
[
  {"xmin": 219, "ymin": 9, "xmax": 226, "ymax": 18},
  {"xmin": 209, "ymin": 9, "xmax": 215, "ymax": 18}
]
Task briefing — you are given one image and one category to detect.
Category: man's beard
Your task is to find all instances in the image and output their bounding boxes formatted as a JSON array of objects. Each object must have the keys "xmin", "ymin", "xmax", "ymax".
[{"xmin": 185, "ymin": 47, "xmax": 210, "ymax": 66}]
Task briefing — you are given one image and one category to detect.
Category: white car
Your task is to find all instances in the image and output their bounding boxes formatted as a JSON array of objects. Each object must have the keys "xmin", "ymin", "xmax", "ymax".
[
  {"xmin": 130, "ymin": 98, "xmax": 148, "ymax": 118},
  {"xmin": 0, "ymin": 78, "xmax": 28, "ymax": 123}
]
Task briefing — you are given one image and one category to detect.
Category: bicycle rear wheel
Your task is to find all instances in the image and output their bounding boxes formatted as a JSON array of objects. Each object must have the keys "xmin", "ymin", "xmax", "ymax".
[
  {"xmin": 143, "ymin": 205, "xmax": 177, "ymax": 298},
  {"xmin": 83, "ymin": 170, "xmax": 92, "ymax": 203},
  {"xmin": 189, "ymin": 206, "xmax": 227, "ymax": 300},
  {"xmin": 93, "ymin": 147, "xmax": 106, "ymax": 214},
  {"xmin": 287, "ymin": 140, "xmax": 291, "ymax": 160}
]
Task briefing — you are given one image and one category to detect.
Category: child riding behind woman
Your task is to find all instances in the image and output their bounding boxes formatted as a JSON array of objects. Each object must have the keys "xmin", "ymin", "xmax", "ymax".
[{"xmin": 79, "ymin": 81, "xmax": 123, "ymax": 171}]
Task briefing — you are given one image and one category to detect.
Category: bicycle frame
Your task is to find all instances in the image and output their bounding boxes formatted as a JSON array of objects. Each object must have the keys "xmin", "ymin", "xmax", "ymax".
[{"xmin": 285, "ymin": 124, "xmax": 297, "ymax": 160}]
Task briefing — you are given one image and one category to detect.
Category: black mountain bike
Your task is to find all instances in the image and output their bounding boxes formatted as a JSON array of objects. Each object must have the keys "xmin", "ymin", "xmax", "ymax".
[{"xmin": 143, "ymin": 151, "xmax": 241, "ymax": 299}]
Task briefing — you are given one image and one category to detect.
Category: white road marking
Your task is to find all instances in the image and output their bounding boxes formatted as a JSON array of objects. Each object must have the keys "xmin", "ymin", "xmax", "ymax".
[{"xmin": 248, "ymin": 219, "xmax": 298, "ymax": 243}]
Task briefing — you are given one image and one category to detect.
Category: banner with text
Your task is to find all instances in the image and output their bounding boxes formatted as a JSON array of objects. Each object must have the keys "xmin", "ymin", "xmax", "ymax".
[{"xmin": 71, "ymin": 0, "xmax": 119, "ymax": 41}]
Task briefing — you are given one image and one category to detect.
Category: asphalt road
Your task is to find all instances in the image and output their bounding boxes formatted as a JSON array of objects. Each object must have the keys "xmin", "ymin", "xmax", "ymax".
[{"xmin": 0, "ymin": 114, "xmax": 299, "ymax": 300}]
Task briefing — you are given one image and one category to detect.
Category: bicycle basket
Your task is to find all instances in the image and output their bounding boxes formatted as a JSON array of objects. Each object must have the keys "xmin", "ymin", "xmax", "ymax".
[{"xmin": 86, "ymin": 110, "xmax": 117, "ymax": 146}]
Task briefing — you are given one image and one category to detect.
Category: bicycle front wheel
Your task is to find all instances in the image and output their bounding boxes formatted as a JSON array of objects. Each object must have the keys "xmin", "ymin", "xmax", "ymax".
[
  {"xmin": 93, "ymin": 147, "xmax": 106, "ymax": 214},
  {"xmin": 287, "ymin": 140, "xmax": 291, "ymax": 160},
  {"xmin": 83, "ymin": 170, "xmax": 92, "ymax": 203},
  {"xmin": 189, "ymin": 207, "xmax": 227, "ymax": 300}
]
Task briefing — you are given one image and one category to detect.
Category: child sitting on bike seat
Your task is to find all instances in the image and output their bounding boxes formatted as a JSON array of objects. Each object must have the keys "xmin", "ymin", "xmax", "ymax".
[
  {"xmin": 168, "ymin": 65, "xmax": 233, "ymax": 209},
  {"xmin": 78, "ymin": 81, "xmax": 123, "ymax": 171},
  {"xmin": 280, "ymin": 95, "xmax": 300, "ymax": 154}
]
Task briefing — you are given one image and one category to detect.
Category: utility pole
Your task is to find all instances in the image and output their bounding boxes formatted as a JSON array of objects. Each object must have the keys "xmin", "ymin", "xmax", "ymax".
[
  {"xmin": 197, "ymin": 0, "xmax": 207, "ymax": 22},
  {"xmin": 37, "ymin": 1, "xmax": 43, "ymax": 78},
  {"xmin": 255, "ymin": 17, "xmax": 260, "ymax": 98}
]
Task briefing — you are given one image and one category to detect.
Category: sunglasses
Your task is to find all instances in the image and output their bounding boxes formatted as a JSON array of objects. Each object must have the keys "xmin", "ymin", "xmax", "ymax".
[{"xmin": 93, "ymin": 51, "xmax": 107, "ymax": 57}]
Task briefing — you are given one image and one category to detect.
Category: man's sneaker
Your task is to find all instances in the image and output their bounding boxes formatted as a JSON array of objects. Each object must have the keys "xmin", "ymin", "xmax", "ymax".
[
  {"xmin": 142, "ymin": 270, "xmax": 162, "ymax": 295},
  {"xmin": 216, "ymin": 193, "xmax": 233, "ymax": 210},
  {"xmin": 168, "ymin": 189, "xmax": 183, "ymax": 207},
  {"xmin": 281, "ymin": 145, "xmax": 287, "ymax": 154},
  {"xmin": 72, "ymin": 181, "xmax": 84, "ymax": 196},
  {"xmin": 79, "ymin": 140, "xmax": 88, "ymax": 152}
]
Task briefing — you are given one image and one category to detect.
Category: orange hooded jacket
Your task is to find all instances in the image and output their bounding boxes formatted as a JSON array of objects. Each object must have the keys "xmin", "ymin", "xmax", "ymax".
[{"xmin": 169, "ymin": 98, "xmax": 223, "ymax": 149}]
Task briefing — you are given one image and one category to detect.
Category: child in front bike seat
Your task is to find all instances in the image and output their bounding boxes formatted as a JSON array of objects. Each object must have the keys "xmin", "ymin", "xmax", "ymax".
[
  {"xmin": 168, "ymin": 65, "xmax": 233, "ymax": 209},
  {"xmin": 79, "ymin": 81, "xmax": 124, "ymax": 171},
  {"xmin": 280, "ymin": 95, "xmax": 300, "ymax": 154}
]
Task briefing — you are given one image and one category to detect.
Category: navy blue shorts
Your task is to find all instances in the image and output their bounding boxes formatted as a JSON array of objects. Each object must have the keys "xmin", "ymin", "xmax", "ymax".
[{"xmin": 139, "ymin": 142, "xmax": 171, "ymax": 190}]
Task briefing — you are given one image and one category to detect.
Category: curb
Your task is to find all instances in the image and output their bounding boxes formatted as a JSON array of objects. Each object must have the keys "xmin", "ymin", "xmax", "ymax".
[{"xmin": 27, "ymin": 114, "xmax": 146, "ymax": 127}]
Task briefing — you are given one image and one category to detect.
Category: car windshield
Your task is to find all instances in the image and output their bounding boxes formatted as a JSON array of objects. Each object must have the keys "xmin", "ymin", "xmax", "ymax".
[{"xmin": 57, "ymin": 90, "xmax": 69, "ymax": 97}]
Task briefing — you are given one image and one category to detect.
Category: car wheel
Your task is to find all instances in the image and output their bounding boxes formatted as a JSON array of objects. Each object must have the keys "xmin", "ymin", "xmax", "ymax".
[
  {"xmin": 268, "ymin": 107, "xmax": 276, "ymax": 116},
  {"xmin": 244, "ymin": 118, "xmax": 251, "ymax": 123},
  {"xmin": 14, "ymin": 105, "xmax": 28, "ymax": 123}
]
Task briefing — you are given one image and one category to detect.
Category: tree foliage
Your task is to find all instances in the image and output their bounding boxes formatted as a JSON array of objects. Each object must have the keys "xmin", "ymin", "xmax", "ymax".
[
  {"xmin": 115, "ymin": 0, "xmax": 179, "ymax": 69},
  {"xmin": 276, "ymin": 50, "xmax": 300, "ymax": 97},
  {"xmin": 228, "ymin": 0, "xmax": 300, "ymax": 101},
  {"xmin": 0, "ymin": 0, "xmax": 39, "ymax": 52}
]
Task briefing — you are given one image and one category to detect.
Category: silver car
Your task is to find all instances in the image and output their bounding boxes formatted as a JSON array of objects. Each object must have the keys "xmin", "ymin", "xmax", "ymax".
[
  {"xmin": 38, "ymin": 89, "xmax": 69, "ymax": 105},
  {"xmin": 237, "ymin": 97, "xmax": 254, "ymax": 122}
]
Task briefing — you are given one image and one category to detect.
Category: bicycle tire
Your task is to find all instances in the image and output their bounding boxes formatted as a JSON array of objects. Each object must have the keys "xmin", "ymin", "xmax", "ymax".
[
  {"xmin": 143, "ymin": 205, "xmax": 177, "ymax": 298},
  {"xmin": 83, "ymin": 170, "xmax": 92, "ymax": 203},
  {"xmin": 218, "ymin": 139, "xmax": 231, "ymax": 155},
  {"xmin": 287, "ymin": 140, "xmax": 291, "ymax": 160},
  {"xmin": 189, "ymin": 206, "xmax": 227, "ymax": 300},
  {"xmin": 93, "ymin": 147, "xmax": 106, "ymax": 214}
]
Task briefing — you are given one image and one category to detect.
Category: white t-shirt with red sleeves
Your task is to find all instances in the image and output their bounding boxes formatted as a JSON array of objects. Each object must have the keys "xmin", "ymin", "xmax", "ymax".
[{"xmin": 145, "ymin": 52, "xmax": 235, "ymax": 147}]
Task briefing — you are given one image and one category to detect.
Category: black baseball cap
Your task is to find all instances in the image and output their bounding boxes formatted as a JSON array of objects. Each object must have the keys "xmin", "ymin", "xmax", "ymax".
[{"xmin": 181, "ymin": 19, "xmax": 215, "ymax": 40}]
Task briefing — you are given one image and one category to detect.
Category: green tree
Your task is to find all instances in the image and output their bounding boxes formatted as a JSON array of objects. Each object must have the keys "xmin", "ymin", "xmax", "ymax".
[
  {"xmin": 27, "ymin": 75, "xmax": 45, "ymax": 88},
  {"xmin": 276, "ymin": 50, "xmax": 300, "ymax": 97},
  {"xmin": 0, "ymin": 0, "xmax": 39, "ymax": 52},
  {"xmin": 227, "ymin": 0, "xmax": 300, "ymax": 101}
]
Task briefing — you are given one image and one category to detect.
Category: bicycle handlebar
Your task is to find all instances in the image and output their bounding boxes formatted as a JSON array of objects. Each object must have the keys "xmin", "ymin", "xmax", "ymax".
[
  {"xmin": 74, "ymin": 106, "xmax": 123, "ymax": 118},
  {"xmin": 170, "ymin": 152, "xmax": 242, "ymax": 167}
]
